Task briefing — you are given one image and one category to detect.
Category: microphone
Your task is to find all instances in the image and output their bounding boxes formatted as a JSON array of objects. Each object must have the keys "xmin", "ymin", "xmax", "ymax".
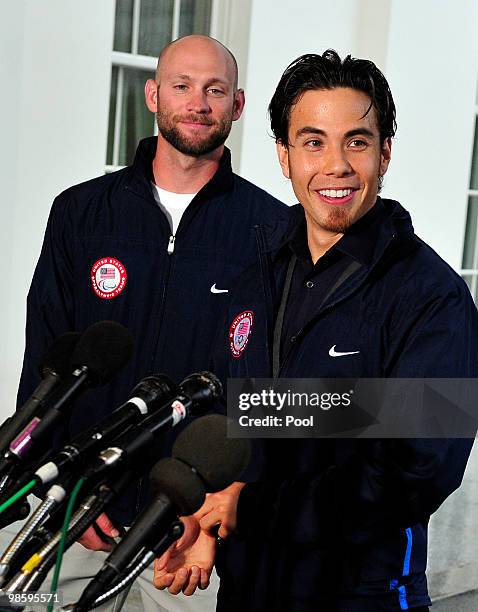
[
  {"xmin": 0, "ymin": 332, "xmax": 81, "ymax": 453},
  {"xmin": 0, "ymin": 372, "xmax": 175, "ymax": 581},
  {"xmin": 76, "ymin": 414, "xmax": 250, "ymax": 610},
  {"xmin": 74, "ymin": 457, "xmax": 204, "ymax": 610},
  {"xmin": 34, "ymin": 374, "xmax": 177, "ymax": 486},
  {"xmin": 172, "ymin": 413, "xmax": 251, "ymax": 491},
  {"xmin": 82, "ymin": 371, "xmax": 222, "ymax": 481},
  {"xmin": 0, "ymin": 322, "xmax": 134, "ymax": 473}
]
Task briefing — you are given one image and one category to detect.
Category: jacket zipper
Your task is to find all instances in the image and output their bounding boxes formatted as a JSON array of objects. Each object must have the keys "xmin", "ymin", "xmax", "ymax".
[{"xmin": 167, "ymin": 235, "xmax": 175, "ymax": 254}]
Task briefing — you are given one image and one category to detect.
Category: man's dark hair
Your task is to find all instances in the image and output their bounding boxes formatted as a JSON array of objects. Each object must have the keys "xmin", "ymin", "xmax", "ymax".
[{"xmin": 269, "ymin": 49, "xmax": 397, "ymax": 145}]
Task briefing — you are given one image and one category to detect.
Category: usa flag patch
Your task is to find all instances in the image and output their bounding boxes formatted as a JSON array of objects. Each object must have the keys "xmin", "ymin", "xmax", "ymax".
[
  {"xmin": 91, "ymin": 257, "xmax": 127, "ymax": 300},
  {"xmin": 229, "ymin": 310, "xmax": 254, "ymax": 358}
]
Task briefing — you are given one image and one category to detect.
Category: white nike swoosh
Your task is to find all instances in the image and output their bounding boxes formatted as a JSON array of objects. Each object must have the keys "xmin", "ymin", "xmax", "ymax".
[
  {"xmin": 329, "ymin": 345, "xmax": 360, "ymax": 357},
  {"xmin": 210, "ymin": 284, "xmax": 229, "ymax": 294}
]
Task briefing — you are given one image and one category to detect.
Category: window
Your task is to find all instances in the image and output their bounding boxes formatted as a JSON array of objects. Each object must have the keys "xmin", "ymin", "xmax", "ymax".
[
  {"xmin": 106, "ymin": 0, "xmax": 213, "ymax": 171},
  {"xmin": 461, "ymin": 82, "xmax": 478, "ymax": 300}
]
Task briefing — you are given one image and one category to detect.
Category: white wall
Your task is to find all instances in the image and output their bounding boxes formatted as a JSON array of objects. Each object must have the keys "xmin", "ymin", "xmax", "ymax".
[
  {"xmin": 0, "ymin": 1, "xmax": 26, "ymax": 411},
  {"xmin": 239, "ymin": 0, "xmax": 363, "ymax": 206},
  {"xmin": 384, "ymin": 0, "xmax": 478, "ymax": 269},
  {"xmin": 1, "ymin": 0, "xmax": 115, "ymax": 414}
]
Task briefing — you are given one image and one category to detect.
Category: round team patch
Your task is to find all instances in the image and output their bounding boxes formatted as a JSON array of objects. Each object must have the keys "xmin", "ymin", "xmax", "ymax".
[
  {"xmin": 229, "ymin": 310, "xmax": 254, "ymax": 358},
  {"xmin": 90, "ymin": 257, "xmax": 127, "ymax": 300}
]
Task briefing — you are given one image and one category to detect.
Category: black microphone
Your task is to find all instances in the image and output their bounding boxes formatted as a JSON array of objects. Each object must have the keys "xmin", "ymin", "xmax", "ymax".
[
  {"xmin": 74, "ymin": 457, "xmax": 204, "ymax": 610},
  {"xmin": 82, "ymin": 371, "xmax": 222, "ymax": 482},
  {"xmin": 0, "ymin": 332, "xmax": 81, "ymax": 453},
  {"xmin": 0, "ymin": 322, "xmax": 134, "ymax": 472},
  {"xmin": 76, "ymin": 414, "xmax": 250, "ymax": 610},
  {"xmin": 34, "ymin": 374, "xmax": 176, "ymax": 486},
  {"xmin": 172, "ymin": 413, "xmax": 251, "ymax": 491}
]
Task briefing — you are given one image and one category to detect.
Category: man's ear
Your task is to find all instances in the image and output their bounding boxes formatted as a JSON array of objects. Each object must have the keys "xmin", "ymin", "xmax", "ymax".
[
  {"xmin": 276, "ymin": 140, "xmax": 290, "ymax": 179},
  {"xmin": 145, "ymin": 79, "xmax": 158, "ymax": 113},
  {"xmin": 380, "ymin": 137, "xmax": 392, "ymax": 177},
  {"xmin": 232, "ymin": 89, "xmax": 245, "ymax": 121}
]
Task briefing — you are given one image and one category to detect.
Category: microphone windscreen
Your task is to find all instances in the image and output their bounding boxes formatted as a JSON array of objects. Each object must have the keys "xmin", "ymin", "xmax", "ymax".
[
  {"xmin": 172, "ymin": 414, "xmax": 251, "ymax": 491},
  {"xmin": 40, "ymin": 332, "xmax": 81, "ymax": 377},
  {"xmin": 150, "ymin": 457, "xmax": 206, "ymax": 515},
  {"xmin": 71, "ymin": 321, "xmax": 134, "ymax": 385}
]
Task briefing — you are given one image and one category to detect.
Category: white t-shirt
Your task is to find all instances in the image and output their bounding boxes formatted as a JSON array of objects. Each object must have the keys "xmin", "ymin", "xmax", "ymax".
[{"xmin": 152, "ymin": 184, "xmax": 197, "ymax": 235}]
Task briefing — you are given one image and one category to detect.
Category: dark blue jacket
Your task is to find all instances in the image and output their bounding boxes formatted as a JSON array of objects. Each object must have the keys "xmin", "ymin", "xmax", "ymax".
[
  {"xmin": 215, "ymin": 199, "xmax": 478, "ymax": 611},
  {"xmin": 17, "ymin": 137, "xmax": 290, "ymax": 526}
]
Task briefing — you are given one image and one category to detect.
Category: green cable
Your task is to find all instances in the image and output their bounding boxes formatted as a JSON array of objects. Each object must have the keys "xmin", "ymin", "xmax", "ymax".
[
  {"xmin": 48, "ymin": 476, "xmax": 86, "ymax": 612},
  {"xmin": 0, "ymin": 479, "xmax": 36, "ymax": 515}
]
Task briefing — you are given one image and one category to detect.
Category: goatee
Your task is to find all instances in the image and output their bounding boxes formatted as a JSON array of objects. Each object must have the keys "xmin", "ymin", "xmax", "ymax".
[{"xmin": 156, "ymin": 110, "xmax": 232, "ymax": 156}]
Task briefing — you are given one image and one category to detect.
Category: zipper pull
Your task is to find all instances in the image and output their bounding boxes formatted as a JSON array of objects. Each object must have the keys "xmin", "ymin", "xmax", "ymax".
[{"xmin": 167, "ymin": 235, "xmax": 175, "ymax": 254}]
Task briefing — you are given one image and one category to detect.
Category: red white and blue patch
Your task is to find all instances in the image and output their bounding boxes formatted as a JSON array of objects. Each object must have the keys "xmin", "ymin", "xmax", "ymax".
[
  {"xmin": 90, "ymin": 257, "xmax": 127, "ymax": 300},
  {"xmin": 229, "ymin": 310, "xmax": 254, "ymax": 358}
]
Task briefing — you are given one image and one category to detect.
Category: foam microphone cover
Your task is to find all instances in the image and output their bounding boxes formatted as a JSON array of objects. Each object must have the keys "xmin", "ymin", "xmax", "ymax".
[
  {"xmin": 40, "ymin": 332, "xmax": 81, "ymax": 377},
  {"xmin": 70, "ymin": 321, "xmax": 134, "ymax": 385},
  {"xmin": 150, "ymin": 457, "xmax": 206, "ymax": 515},
  {"xmin": 172, "ymin": 414, "xmax": 251, "ymax": 491}
]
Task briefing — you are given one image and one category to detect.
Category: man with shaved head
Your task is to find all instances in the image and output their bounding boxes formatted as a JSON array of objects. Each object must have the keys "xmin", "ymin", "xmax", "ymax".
[{"xmin": 18, "ymin": 34, "xmax": 289, "ymax": 611}]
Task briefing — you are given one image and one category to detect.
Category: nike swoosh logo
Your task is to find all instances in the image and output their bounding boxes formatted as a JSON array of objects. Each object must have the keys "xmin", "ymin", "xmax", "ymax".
[
  {"xmin": 329, "ymin": 345, "xmax": 360, "ymax": 357},
  {"xmin": 210, "ymin": 284, "xmax": 229, "ymax": 294}
]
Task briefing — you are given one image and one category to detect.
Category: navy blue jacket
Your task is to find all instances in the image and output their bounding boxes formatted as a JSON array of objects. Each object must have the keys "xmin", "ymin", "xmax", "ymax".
[
  {"xmin": 215, "ymin": 199, "xmax": 478, "ymax": 611},
  {"xmin": 17, "ymin": 137, "xmax": 290, "ymax": 526}
]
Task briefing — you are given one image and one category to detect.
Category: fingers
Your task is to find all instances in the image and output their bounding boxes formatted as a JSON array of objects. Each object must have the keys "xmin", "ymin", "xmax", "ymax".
[
  {"xmin": 198, "ymin": 508, "xmax": 233, "ymax": 538},
  {"xmin": 77, "ymin": 525, "xmax": 113, "ymax": 552},
  {"xmin": 166, "ymin": 567, "xmax": 190, "ymax": 595},
  {"xmin": 193, "ymin": 493, "xmax": 216, "ymax": 521},
  {"xmin": 175, "ymin": 515, "xmax": 200, "ymax": 552},
  {"xmin": 153, "ymin": 570, "xmax": 175, "ymax": 590},
  {"xmin": 181, "ymin": 566, "xmax": 201, "ymax": 596},
  {"xmin": 199, "ymin": 568, "xmax": 210, "ymax": 590},
  {"xmin": 95, "ymin": 512, "xmax": 120, "ymax": 538},
  {"xmin": 155, "ymin": 547, "xmax": 172, "ymax": 572},
  {"xmin": 153, "ymin": 564, "xmax": 209, "ymax": 596}
]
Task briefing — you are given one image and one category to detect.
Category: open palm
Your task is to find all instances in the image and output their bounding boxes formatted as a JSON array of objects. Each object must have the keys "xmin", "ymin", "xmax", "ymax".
[{"xmin": 154, "ymin": 528, "xmax": 216, "ymax": 596}]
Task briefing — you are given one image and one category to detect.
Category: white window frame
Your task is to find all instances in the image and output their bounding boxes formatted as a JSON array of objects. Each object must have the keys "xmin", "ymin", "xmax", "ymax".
[{"xmin": 460, "ymin": 94, "xmax": 478, "ymax": 300}]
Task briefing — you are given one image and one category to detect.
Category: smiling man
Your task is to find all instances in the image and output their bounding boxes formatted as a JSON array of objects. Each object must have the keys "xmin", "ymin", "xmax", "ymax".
[
  {"xmin": 154, "ymin": 51, "xmax": 478, "ymax": 611},
  {"xmin": 276, "ymin": 85, "xmax": 391, "ymax": 261}
]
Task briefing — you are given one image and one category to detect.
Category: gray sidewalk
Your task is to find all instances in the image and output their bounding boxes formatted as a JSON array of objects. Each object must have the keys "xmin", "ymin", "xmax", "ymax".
[{"xmin": 433, "ymin": 589, "xmax": 478, "ymax": 611}]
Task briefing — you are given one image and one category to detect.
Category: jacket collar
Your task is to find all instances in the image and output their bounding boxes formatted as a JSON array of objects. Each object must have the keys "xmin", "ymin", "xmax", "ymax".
[
  {"xmin": 275, "ymin": 197, "xmax": 415, "ymax": 269},
  {"xmin": 124, "ymin": 136, "xmax": 235, "ymax": 202}
]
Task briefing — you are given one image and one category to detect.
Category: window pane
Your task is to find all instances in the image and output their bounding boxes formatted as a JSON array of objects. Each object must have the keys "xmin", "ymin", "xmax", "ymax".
[
  {"xmin": 462, "ymin": 196, "xmax": 478, "ymax": 268},
  {"xmin": 179, "ymin": 0, "xmax": 212, "ymax": 37},
  {"xmin": 113, "ymin": 0, "xmax": 134, "ymax": 52},
  {"xmin": 118, "ymin": 67, "xmax": 156, "ymax": 166},
  {"xmin": 106, "ymin": 66, "xmax": 119, "ymax": 166},
  {"xmin": 138, "ymin": 0, "xmax": 173, "ymax": 57},
  {"xmin": 470, "ymin": 116, "xmax": 478, "ymax": 190}
]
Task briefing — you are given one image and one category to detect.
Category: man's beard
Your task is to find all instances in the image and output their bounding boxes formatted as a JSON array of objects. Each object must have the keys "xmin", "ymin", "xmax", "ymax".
[
  {"xmin": 156, "ymin": 109, "xmax": 232, "ymax": 156},
  {"xmin": 318, "ymin": 207, "xmax": 353, "ymax": 234}
]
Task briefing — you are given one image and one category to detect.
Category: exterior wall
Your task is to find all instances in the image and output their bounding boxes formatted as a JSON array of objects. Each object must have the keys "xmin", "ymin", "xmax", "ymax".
[
  {"xmin": 384, "ymin": 0, "xmax": 478, "ymax": 269},
  {"xmin": 1, "ymin": 0, "xmax": 115, "ymax": 413}
]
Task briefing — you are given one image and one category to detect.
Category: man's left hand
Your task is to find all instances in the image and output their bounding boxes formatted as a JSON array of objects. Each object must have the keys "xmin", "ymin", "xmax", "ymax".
[
  {"xmin": 154, "ymin": 528, "xmax": 215, "ymax": 595},
  {"xmin": 194, "ymin": 481, "xmax": 246, "ymax": 539}
]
